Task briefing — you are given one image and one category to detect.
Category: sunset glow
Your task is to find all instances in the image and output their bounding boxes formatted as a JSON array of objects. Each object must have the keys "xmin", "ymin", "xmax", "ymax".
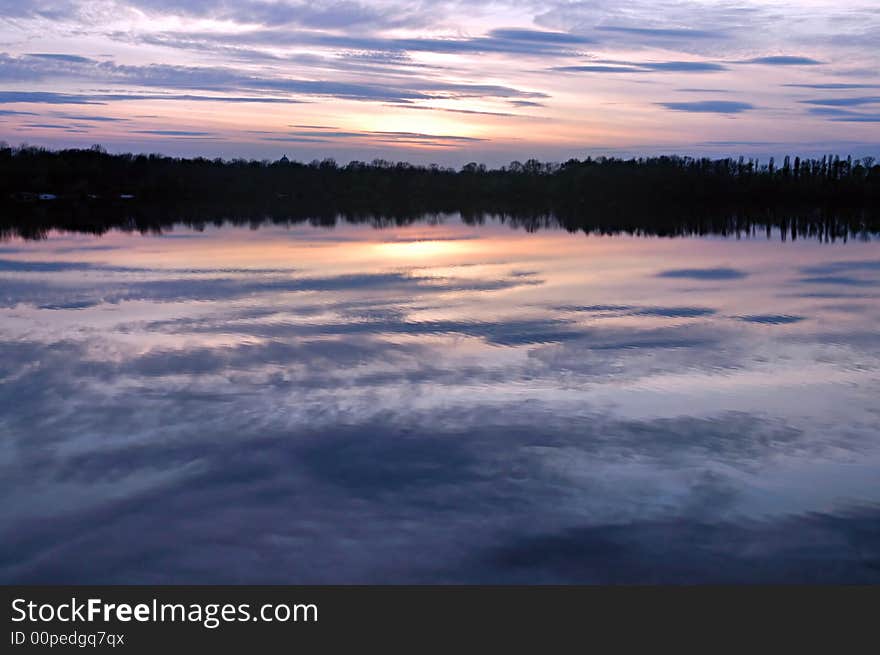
[{"xmin": 1, "ymin": 1, "xmax": 878, "ymax": 164}]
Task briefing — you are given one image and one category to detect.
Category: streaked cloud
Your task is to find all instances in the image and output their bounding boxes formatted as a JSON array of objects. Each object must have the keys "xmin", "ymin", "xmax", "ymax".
[
  {"xmin": 555, "ymin": 60, "xmax": 726, "ymax": 73},
  {"xmin": 137, "ymin": 26, "xmax": 593, "ymax": 58},
  {"xmin": 0, "ymin": 0, "xmax": 877, "ymax": 160},
  {"xmin": 800, "ymin": 96, "xmax": 880, "ymax": 107},
  {"xmin": 596, "ymin": 25, "xmax": 722, "ymax": 39},
  {"xmin": 784, "ymin": 83, "xmax": 880, "ymax": 90},
  {"xmin": 0, "ymin": 91, "xmax": 305, "ymax": 105},
  {"xmin": 263, "ymin": 128, "xmax": 489, "ymax": 147},
  {"xmin": 807, "ymin": 107, "xmax": 880, "ymax": 123},
  {"xmin": 739, "ymin": 56, "xmax": 823, "ymax": 66},
  {"xmin": 133, "ymin": 129, "xmax": 215, "ymax": 136}
]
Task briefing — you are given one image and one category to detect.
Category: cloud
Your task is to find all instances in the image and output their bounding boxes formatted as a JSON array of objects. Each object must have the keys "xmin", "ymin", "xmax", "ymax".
[
  {"xmin": 808, "ymin": 108, "xmax": 880, "ymax": 123},
  {"xmin": 20, "ymin": 123, "xmax": 80, "ymax": 130},
  {"xmin": 261, "ymin": 136, "xmax": 331, "ymax": 143},
  {"xmin": 265, "ymin": 127, "xmax": 488, "ymax": 147},
  {"xmin": 261, "ymin": 126, "xmax": 489, "ymax": 147},
  {"xmin": 554, "ymin": 60, "xmax": 725, "ymax": 74},
  {"xmin": 0, "ymin": 91, "xmax": 104, "ymax": 105},
  {"xmin": 384, "ymin": 104, "xmax": 517, "ymax": 117},
  {"xmin": 50, "ymin": 113, "xmax": 128, "ymax": 122},
  {"xmin": 554, "ymin": 65, "xmax": 646, "ymax": 73},
  {"xmin": 0, "ymin": 91, "xmax": 305, "ymax": 105},
  {"xmin": 133, "ymin": 129, "xmax": 215, "ymax": 136},
  {"xmin": 487, "ymin": 28, "xmax": 593, "ymax": 45},
  {"xmin": 642, "ymin": 61, "xmax": 725, "ymax": 72},
  {"xmin": 799, "ymin": 276, "xmax": 874, "ymax": 287},
  {"xmin": 315, "ymin": 128, "xmax": 482, "ymax": 141},
  {"xmin": 141, "ymin": 26, "xmax": 592, "ymax": 58},
  {"xmin": 698, "ymin": 138, "xmax": 805, "ymax": 146},
  {"xmin": 800, "ymin": 96, "xmax": 880, "ymax": 107},
  {"xmin": 38, "ymin": 300, "xmax": 103, "ymax": 311},
  {"xmin": 26, "ymin": 53, "xmax": 94, "ymax": 63},
  {"xmin": 740, "ymin": 56, "xmax": 823, "ymax": 66},
  {"xmin": 658, "ymin": 100, "xmax": 754, "ymax": 114},
  {"xmin": 785, "ymin": 83, "xmax": 880, "ymax": 90},
  {"xmin": 407, "ymin": 81, "xmax": 547, "ymax": 100},
  {"xmin": 0, "ymin": 1, "xmax": 80, "ymax": 20},
  {"xmin": 0, "ymin": 54, "xmax": 546, "ymax": 105},
  {"xmin": 0, "ymin": 52, "xmax": 98, "ymax": 82},
  {"xmin": 120, "ymin": 0, "xmax": 437, "ymax": 31},
  {"xmin": 0, "ymin": 5, "xmax": 873, "ymax": 165},
  {"xmin": 508, "ymin": 100, "xmax": 545, "ymax": 108},
  {"xmin": 596, "ymin": 25, "xmax": 721, "ymax": 39}
]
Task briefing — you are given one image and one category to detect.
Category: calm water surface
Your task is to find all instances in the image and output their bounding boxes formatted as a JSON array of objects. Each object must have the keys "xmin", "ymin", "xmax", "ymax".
[{"xmin": 1, "ymin": 216, "xmax": 879, "ymax": 582}]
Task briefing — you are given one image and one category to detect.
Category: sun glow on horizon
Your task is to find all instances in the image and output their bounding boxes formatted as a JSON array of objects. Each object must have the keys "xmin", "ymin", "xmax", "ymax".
[{"xmin": 0, "ymin": 1, "xmax": 877, "ymax": 163}]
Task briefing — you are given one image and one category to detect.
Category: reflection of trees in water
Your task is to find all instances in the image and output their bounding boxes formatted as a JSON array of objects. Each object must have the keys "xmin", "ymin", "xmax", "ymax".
[
  {"xmin": 2, "ymin": 203, "xmax": 875, "ymax": 243},
  {"xmin": 1, "ymin": 146, "xmax": 878, "ymax": 241}
]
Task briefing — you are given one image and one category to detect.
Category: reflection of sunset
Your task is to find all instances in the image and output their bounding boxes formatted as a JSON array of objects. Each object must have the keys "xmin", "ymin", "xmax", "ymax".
[
  {"xmin": 1, "ymin": 1, "xmax": 876, "ymax": 163},
  {"xmin": 373, "ymin": 239, "xmax": 478, "ymax": 260}
]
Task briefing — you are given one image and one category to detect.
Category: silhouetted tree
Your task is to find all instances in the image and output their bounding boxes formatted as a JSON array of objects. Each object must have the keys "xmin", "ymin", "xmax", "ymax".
[{"xmin": 0, "ymin": 145, "xmax": 877, "ymax": 242}]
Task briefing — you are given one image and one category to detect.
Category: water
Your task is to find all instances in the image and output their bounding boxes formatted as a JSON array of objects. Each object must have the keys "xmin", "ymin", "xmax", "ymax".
[{"xmin": 1, "ymin": 216, "xmax": 879, "ymax": 583}]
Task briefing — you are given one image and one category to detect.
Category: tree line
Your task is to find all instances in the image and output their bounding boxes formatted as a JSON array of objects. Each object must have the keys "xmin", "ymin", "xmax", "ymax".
[{"xmin": 1, "ymin": 144, "xmax": 877, "ymax": 240}]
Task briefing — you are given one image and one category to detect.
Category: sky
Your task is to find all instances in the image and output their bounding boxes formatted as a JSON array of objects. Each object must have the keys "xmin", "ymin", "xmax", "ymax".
[{"xmin": 1, "ymin": 0, "xmax": 879, "ymax": 165}]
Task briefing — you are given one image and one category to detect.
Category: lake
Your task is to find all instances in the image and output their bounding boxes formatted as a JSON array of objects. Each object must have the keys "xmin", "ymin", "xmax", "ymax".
[{"xmin": 1, "ymin": 215, "xmax": 879, "ymax": 582}]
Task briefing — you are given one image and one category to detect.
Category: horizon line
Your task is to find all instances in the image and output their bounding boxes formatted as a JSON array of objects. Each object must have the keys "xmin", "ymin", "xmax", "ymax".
[{"xmin": 4, "ymin": 143, "xmax": 877, "ymax": 170}]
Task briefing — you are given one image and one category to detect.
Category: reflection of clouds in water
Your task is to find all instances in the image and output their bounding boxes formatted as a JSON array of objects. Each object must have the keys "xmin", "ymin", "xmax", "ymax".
[
  {"xmin": 1, "ymin": 226, "xmax": 879, "ymax": 582},
  {"xmin": 794, "ymin": 259, "xmax": 880, "ymax": 289},
  {"xmin": 2, "ymin": 398, "xmax": 865, "ymax": 583},
  {"xmin": 737, "ymin": 314, "xmax": 805, "ymax": 324},
  {"xmin": 525, "ymin": 323, "xmax": 745, "ymax": 381},
  {"xmin": 657, "ymin": 267, "xmax": 749, "ymax": 280},
  {"xmin": 476, "ymin": 509, "xmax": 880, "ymax": 584},
  {"xmin": 555, "ymin": 304, "xmax": 717, "ymax": 318},
  {"xmin": 0, "ymin": 259, "xmax": 134, "ymax": 272},
  {"xmin": 634, "ymin": 306, "xmax": 716, "ymax": 318},
  {"xmin": 799, "ymin": 276, "xmax": 875, "ymax": 287},
  {"xmin": 799, "ymin": 260, "xmax": 880, "ymax": 275},
  {"xmin": 3, "ymin": 390, "xmax": 877, "ymax": 582},
  {"xmin": 148, "ymin": 316, "xmax": 586, "ymax": 346},
  {"xmin": 0, "ymin": 320, "xmax": 773, "ymax": 400},
  {"xmin": 0, "ymin": 268, "xmax": 544, "ymax": 309}
]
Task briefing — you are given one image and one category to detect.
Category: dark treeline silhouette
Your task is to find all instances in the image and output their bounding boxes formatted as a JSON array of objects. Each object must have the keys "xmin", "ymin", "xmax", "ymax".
[{"xmin": 1, "ymin": 144, "xmax": 878, "ymax": 240}]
